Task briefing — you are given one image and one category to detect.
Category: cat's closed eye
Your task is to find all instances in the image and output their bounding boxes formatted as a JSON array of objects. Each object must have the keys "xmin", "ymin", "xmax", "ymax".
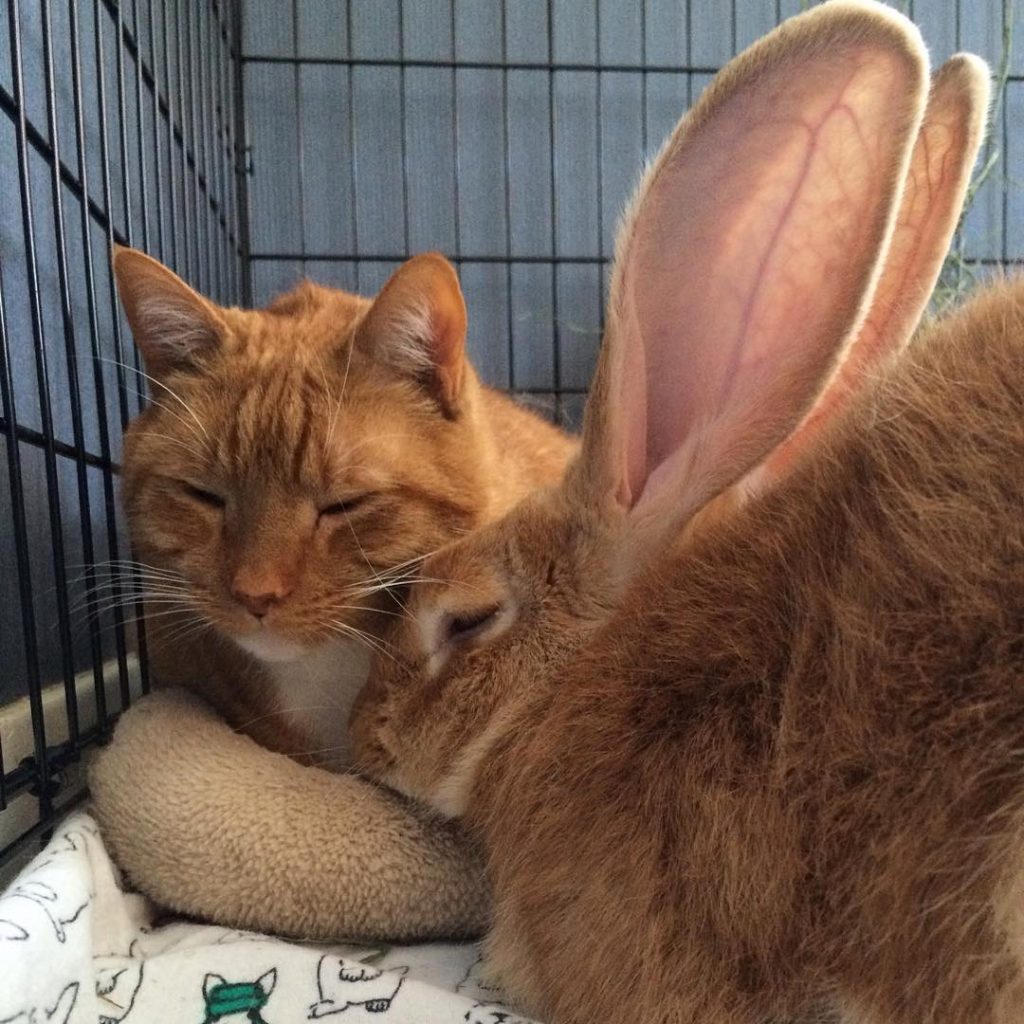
[
  {"xmin": 181, "ymin": 481, "xmax": 226, "ymax": 509},
  {"xmin": 318, "ymin": 493, "xmax": 373, "ymax": 520}
]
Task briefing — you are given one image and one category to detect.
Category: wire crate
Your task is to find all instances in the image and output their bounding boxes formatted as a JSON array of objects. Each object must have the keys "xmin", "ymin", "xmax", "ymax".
[{"xmin": 1, "ymin": 0, "xmax": 1019, "ymax": 878}]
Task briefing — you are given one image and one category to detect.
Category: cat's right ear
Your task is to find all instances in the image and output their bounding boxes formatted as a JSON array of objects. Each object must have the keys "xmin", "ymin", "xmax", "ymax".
[
  {"xmin": 111, "ymin": 245, "xmax": 226, "ymax": 378},
  {"xmin": 356, "ymin": 253, "xmax": 468, "ymax": 419}
]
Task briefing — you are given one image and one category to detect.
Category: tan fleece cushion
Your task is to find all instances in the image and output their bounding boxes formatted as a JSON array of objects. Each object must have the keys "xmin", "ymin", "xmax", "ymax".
[{"xmin": 88, "ymin": 689, "xmax": 488, "ymax": 942}]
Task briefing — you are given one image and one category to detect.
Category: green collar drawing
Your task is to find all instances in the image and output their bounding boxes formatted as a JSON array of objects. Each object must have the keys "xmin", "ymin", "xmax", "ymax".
[{"xmin": 201, "ymin": 970, "xmax": 277, "ymax": 1024}]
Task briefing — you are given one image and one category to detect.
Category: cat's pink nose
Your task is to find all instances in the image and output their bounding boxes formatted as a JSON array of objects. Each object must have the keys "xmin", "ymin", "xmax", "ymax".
[{"xmin": 230, "ymin": 573, "xmax": 294, "ymax": 618}]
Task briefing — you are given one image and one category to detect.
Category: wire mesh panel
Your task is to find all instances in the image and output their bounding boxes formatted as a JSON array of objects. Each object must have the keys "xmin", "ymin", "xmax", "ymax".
[
  {"xmin": 0, "ymin": 0, "xmax": 245, "ymax": 873},
  {"xmin": 2, "ymin": 0, "xmax": 1022, "ymax": 878},
  {"xmin": 240, "ymin": 0, "xmax": 1022, "ymax": 430}
]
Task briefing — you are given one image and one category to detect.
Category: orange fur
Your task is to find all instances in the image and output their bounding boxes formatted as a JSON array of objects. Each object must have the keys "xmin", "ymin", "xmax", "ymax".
[
  {"xmin": 354, "ymin": 280, "xmax": 1024, "ymax": 1024},
  {"xmin": 350, "ymin": 4, "xmax": 1023, "ymax": 1021},
  {"xmin": 114, "ymin": 249, "xmax": 574, "ymax": 764}
]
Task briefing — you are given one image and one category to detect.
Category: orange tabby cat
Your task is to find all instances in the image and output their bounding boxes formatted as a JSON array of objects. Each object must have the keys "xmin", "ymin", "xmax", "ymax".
[{"xmin": 112, "ymin": 247, "xmax": 574, "ymax": 768}]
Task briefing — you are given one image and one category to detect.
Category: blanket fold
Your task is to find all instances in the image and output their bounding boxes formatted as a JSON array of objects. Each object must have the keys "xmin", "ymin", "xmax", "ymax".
[{"xmin": 0, "ymin": 809, "xmax": 534, "ymax": 1023}]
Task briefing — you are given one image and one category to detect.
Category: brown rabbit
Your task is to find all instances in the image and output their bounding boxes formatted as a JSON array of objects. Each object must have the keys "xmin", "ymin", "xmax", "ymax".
[{"xmin": 350, "ymin": 3, "xmax": 1024, "ymax": 1022}]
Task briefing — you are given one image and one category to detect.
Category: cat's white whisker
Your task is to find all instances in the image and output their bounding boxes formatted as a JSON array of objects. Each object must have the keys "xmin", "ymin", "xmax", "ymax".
[
  {"xmin": 157, "ymin": 615, "xmax": 216, "ymax": 648},
  {"xmin": 229, "ymin": 703, "xmax": 349, "ymax": 735},
  {"xmin": 326, "ymin": 602, "xmax": 403, "ymax": 619},
  {"xmin": 76, "ymin": 584, "xmax": 193, "ymax": 602},
  {"xmin": 130, "ymin": 430, "xmax": 208, "ymax": 462},
  {"xmin": 99, "ymin": 355, "xmax": 211, "ymax": 442},
  {"xmin": 341, "ymin": 514, "xmax": 407, "ymax": 615},
  {"xmin": 70, "ymin": 559, "xmax": 188, "ymax": 581},
  {"xmin": 325, "ymin": 620, "xmax": 396, "ymax": 662},
  {"xmin": 71, "ymin": 603, "xmax": 200, "ymax": 643},
  {"xmin": 121, "ymin": 384, "xmax": 210, "ymax": 451}
]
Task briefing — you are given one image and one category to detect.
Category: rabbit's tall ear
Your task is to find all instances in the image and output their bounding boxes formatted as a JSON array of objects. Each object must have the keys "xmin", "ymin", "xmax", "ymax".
[
  {"xmin": 745, "ymin": 53, "xmax": 991, "ymax": 493},
  {"xmin": 112, "ymin": 245, "xmax": 227, "ymax": 380},
  {"xmin": 573, "ymin": 0, "xmax": 928, "ymax": 558}
]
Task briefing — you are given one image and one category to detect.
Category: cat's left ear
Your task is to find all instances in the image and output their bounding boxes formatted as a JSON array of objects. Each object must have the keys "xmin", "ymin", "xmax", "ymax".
[
  {"xmin": 356, "ymin": 253, "xmax": 468, "ymax": 418},
  {"xmin": 112, "ymin": 245, "xmax": 227, "ymax": 379}
]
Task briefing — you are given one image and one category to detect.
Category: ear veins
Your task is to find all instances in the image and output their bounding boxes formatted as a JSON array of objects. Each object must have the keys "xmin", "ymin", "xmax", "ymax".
[{"xmin": 747, "ymin": 54, "xmax": 990, "ymax": 490}]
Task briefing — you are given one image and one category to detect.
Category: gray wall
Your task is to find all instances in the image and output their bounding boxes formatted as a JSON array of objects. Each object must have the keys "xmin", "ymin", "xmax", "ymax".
[{"xmin": 241, "ymin": 0, "xmax": 1024, "ymax": 430}]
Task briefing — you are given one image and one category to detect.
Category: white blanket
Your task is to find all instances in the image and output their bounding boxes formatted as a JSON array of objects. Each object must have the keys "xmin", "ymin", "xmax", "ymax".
[{"xmin": 0, "ymin": 812, "xmax": 534, "ymax": 1024}]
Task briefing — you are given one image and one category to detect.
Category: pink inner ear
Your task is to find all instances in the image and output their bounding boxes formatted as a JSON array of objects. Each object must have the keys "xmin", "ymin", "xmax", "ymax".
[
  {"xmin": 749, "ymin": 56, "xmax": 989, "ymax": 489},
  {"xmin": 614, "ymin": 50, "xmax": 916, "ymax": 520}
]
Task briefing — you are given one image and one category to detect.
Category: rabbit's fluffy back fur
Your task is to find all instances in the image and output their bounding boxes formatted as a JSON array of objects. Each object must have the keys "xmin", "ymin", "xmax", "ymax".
[{"xmin": 471, "ymin": 279, "xmax": 1024, "ymax": 1024}]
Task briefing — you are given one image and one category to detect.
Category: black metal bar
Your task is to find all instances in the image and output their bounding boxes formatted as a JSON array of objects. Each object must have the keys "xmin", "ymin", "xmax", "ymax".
[
  {"xmin": 293, "ymin": 0, "xmax": 307, "ymax": 282},
  {"xmin": 187, "ymin": 2, "xmax": 206, "ymax": 291},
  {"xmin": 132, "ymin": 0, "xmax": 152, "ymax": 255},
  {"xmin": 0, "ymin": 418, "xmax": 118, "ymax": 467},
  {"xmin": 42, "ymin": 0, "xmax": 109, "ymax": 749},
  {"xmin": 1002, "ymin": 1, "xmax": 1010, "ymax": 270},
  {"xmin": 0, "ymin": 226, "xmax": 47, "ymax": 818},
  {"xmin": 8, "ymin": 0, "xmax": 82, "ymax": 821},
  {"xmin": 595, "ymin": 0, "xmax": 606, "ymax": 334},
  {"xmin": 182, "ymin": 1, "xmax": 199, "ymax": 286},
  {"xmin": 195, "ymin": 3, "xmax": 211, "ymax": 295},
  {"xmin": 241, "ymin": 53, "xmax": 723, "ymax": 75},
  {"xmin": 501, "ymin": 1, "xmax": 515, "ymax": 391},
  {"xmin": 248, "ymin": 253, "xmax": 611, "ymax": 266},
  {"xmin": 93, "ymin": 0, "xmax": 136, "ymax": 710},
  {"xmin": 231, "ymin": 0, "xmax": 253, "ymax": 305},
  {"xmin": 114, "ymin": 0, "xmax": 133, "ymax": 251},
  {"xmin": 113, "ymin": 0, "xmax": 152, "ymax": 703},
  {"xmin": 0, "ymin": 784, "xmax": 90, "ymax": 866},
  {"xmin": 398, "ymin": 0, "xmax": 410, "ymax": 262},
  {"xmin": 450, "ymin": 0, "xmax": 462, "ymax": 279},
  {"xmin": 68, "ymin": 0, "xmax": 129, "ymax": 734},
  {"xmin": 204, "ymin": 5, "xmax": 220, "ymax": 299},
  {"xmin": 348, "ymin": 0, "xmax": 362, "ymax": 292},
  {"xmin": 0, "ymin": 726, "xmax": 108, "ymax": 806},
  {"xmin": 161, "ymin": 0, "xmax": 180, "ymax": 269},
  {"xmin": 209, "ymin": 2, "xmax": 226, "ymax": 301},
  {"xmin": 147, "ymin": 0, "xmax": 167, "ymax": 262},
  {"xmin": 686, "ymin": 0, "xmax": 693, "ymax": 107},
  {"xmin": 198, "ymin": 5, "xmax": 219, "ymax": 300},
  {"xmin": 640, "ymin": 0, "xmax": 648, "ymax": 156},
  {"xmin": 0, "ymin": 421, "xmax": 120, "ymax": 471},
  {"xmin": 176, "ymin": 0, "xmax": 195, "ymax": 283},
  {"xmin": 547, "ymin": 0, "xmax": 562, "ymax": 423},
  {"xmin": 218, "ymin": 3, "xmax": 229, "ymax": 298}
]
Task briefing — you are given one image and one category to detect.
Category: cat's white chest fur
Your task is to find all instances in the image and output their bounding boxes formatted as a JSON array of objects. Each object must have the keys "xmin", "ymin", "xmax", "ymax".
[{"xmin": 260, "ymin": 639, "xmax": 371, "ymax": 771}]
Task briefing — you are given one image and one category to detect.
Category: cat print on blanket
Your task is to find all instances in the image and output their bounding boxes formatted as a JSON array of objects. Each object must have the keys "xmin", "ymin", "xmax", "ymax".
[
  {"xmin": 463, "ymin": 1006, "xmax": 532, "ymax": 1024},
  {"xmin": 0, "ymin": 823, "xmax": 96, "ymax": 946},
  {"xmin": 0, "ymin": 881, "xmax": 88, "ymax": 943},
  {"xmin": 308, "ymin": 958, "xmax": 407, "ymax": 1017},
  {"xmin": 202, "ymin": 969, "xmax": 278, "ymax": 1024},
  {"xmin": 0, "ymin": 982, "xmax": 79, "ymax": 1024},
  {"xmin": 455, "ymin": 957, "xmax": 503, "ymax": 1000},
  {"xmin": 0, "ymin": 919, "xmax": 28, "ymax": 941},
  {"xmin": 96, "ymin": 958, "xmax": 145, "ymax": 1024}
]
